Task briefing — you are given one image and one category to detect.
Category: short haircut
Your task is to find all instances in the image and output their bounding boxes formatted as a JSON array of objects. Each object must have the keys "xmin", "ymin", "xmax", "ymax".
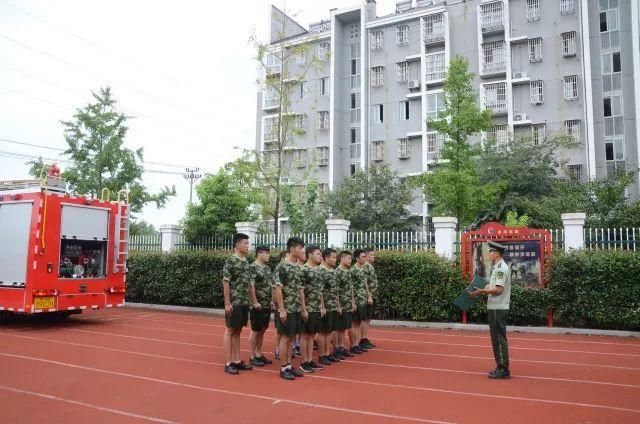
[
  {"xmin": 278, "ymin": 251, "xmax": 287, "ymax": 261},
  {"xmin": 233, "ymin": 233, "xmax": 249, "ymax": 246},
  {"xmin": 364, "ymin": 247, "xmax": 374, "ymax": 253},
  {"xmin": 286, "ymin": 236, "xmax": 305, "ymax": 252},
  {"xmin": 306, "ymin": 245, "xmax": 321, "ymax": 256},
  {"xmin": 340, "ymin": 250, "xmax": 352, "ymax": 259},
  {"xmin": 256, "ymin": 245, "xmax": 270, "ymax": 254},
  {"xmin": 353, "ymin": 249, "xmax": 366, "ymax": 259},
  {"xmin": 322, "ymin": 248, "xmax": 337, "ymax": 260}
]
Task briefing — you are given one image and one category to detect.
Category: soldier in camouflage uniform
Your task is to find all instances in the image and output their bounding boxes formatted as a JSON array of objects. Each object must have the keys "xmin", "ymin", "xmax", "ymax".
[
  {"xmin": 470, "ymin": 241, "xmax": 512, "ymax": 379},
  {"xmin": 360, "ymin": 247, "xmax": 378, "ymax": 349},
  {"xmin": 299, "ymin": 245, "xmax": 326, "ymax": 372},
  {"xmin": 248, "ymin": 245, "xmax": 274, "ymax": 367},
  {"xmin": 334, "ymin": 251, "xmax": 356, "ymax": 357},
  {"xmin": 274, "ymin": 237, "xmax": 306, "ymax": 380},
  {"xmin": 222, "ymin": 233, "xmax": 254, "ymax": 375},
  {"xmin": 350, "ymin": 249, "xmax": 371, "ymax": 354},
  {"xmin": 319, "ymin": 248, "xmax": 344, "ymax": 362}
]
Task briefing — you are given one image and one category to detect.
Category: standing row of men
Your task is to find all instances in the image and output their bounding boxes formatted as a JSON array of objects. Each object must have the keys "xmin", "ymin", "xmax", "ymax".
[{"xmin": 222, "ymin": 233, "xmax": 379, "ymax": 380}]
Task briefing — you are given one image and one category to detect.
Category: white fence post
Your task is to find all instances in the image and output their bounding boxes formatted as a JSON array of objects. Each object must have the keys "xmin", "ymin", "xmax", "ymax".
[
  {"xmin": 433, "ymin": 217, "xmax": 458, "ymax": 260},
  {"xmin": 326, "ymin": 219, "xmax": 350, "ymax": 249},
  {"xmin": 159, "ymin": 224, "xmax": 180, "ymax": 252},
  {"xmin": 561, "ymin": 213, "xmax": 586, "ymax": 251},
  {"xmin": 235, "ymin": 222, "xmax": 260, "ymax": 251}
]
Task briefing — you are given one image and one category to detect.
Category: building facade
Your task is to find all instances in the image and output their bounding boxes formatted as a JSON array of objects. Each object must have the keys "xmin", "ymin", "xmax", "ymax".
[{"xmin": 256, "ymin": 0, "xmax": 640, "ymax": 229}]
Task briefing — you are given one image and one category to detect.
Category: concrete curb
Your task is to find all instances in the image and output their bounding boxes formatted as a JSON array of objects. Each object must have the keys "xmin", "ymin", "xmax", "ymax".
[{"xmin": 124, "ymin": 302, "xmax": 639, "ymax": 338}]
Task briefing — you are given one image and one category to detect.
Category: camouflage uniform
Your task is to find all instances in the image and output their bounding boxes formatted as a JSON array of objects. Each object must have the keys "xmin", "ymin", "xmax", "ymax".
[
  {"xmin": 301, "ymin": 264, "xmax": 324, "ymax": 333},
  {"xmin": 273, "ymin": 260, "xmax": 303, "ymax": 336},
  {"xmin": 222, "ymin": 255, "xmax": 252, "ymax": 329},
  {"xmin": 363, "ymin": 262, "xmax": 378, "ymax": 319},
  {"xmin": 319, "ymin": 266, "xmax": 340, "ymax": 332},
  {"xmin": 334, "ymin": 266, "xmax": 354, "ymax": 330},
  {"xmin": 350, "ymin": 265, "xmax": 369, "ymax": 323},
  {"xmin": 249, "ymin": 263, "xmax": 273, "ymax": 332}
]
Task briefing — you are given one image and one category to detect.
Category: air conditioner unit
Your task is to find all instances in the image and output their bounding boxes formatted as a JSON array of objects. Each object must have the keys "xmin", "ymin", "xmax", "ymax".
[
  {"xmin": 514, "ymin": 113, "xmax": 529, "ymax": 121},
  {"xmin": 514, "ymin": 71, "xmax": 528, "ymax": 79},
  {"xmin": 408, "ymin": 80, "xmax": 421, "ymax": 90}
]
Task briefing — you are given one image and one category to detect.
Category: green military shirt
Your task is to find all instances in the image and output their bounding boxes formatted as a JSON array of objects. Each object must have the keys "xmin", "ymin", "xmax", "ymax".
[
  {"xmin": 363, "ymin": 263, "xmax": 379, "ymax": 299},
  {"xmin": 334, "ymin": 266, "xmax": 353, "ymax": 309},
  {"xmin": 222, "ymin": 255, "xmax": 251, "ymax": 306},
  {"xmin": 319, "ymin": 266, "xmax": 340, "ymax": 312},
  {"xmin": 301, "ymin": 264, "xmax": 324, "ymax": 313},
  {"xmin": 487, "ymin": 259, "xmax": 511, "ymax": 310},
  {"xmin": 250, "ymin": 263, "xmax": 273, "ymax": 309},
  {"xmin": 273, "ymin": 260, "xmax": 302, "ymax": 313},
  {"xmin": 350, "ymin": 265, "xmax": 369, "ymax": 305}
]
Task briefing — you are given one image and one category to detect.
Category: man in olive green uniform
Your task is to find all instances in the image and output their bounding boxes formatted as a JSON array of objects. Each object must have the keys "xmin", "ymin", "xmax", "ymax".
[
  {"xmin": 334, "ymin": 251, "xmax": 355, "ymax": 357},
  {"xmin": 300, "ymin": 245, "xmax": 326, "ymax": 372},
  {"xmin": 248, "ymin": 245, "xmax": 274, "ymax": 367},
  {"xmin": 318, "ymin": 248, "xmax": 342, "ymax": 362},
  {"xmin": 350, "ymin": 249, "xmax": 371, "ymax": 354},
  {"xmin": 361, "ymin": 247, "xmax": 378, "ymax": 349},
  {"xmin": 222, "ymin": 233, "xmax": 254, "ymax": 375},
  {"xmin": 471, "ymin": 241, "xmax": 512, "ymax": 379},
  {"xmin": 274, "ymin": 237, "xmax": 306, "ymax": 380}
]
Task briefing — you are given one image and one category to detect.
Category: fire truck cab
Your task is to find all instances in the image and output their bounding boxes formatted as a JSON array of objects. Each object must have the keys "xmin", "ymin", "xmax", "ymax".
[{"xmin": 0, "ymin": 174, "xmax": 129, "ymax": 316}]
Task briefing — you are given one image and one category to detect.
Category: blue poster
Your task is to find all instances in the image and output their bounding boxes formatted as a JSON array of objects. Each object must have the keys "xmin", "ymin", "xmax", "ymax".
[{"xmin": 472, "ymin": 240, "xmax": 542, "ymax": 287}]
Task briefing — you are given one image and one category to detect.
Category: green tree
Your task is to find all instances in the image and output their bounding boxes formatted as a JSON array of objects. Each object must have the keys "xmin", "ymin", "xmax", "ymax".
[
  {"xmin": 46, "ymin": 87, "xmax": 175, "ymax": 213},
  {"xmin": 281, "ymin": 179, "xmax": 327, "ymax": 233},
  {"xmin": 411, "ymin": 57, "xmax": 498, "ymax": 228},
  {"xmin": 181, "ymin": 156, "xmax": 262, "ymax": 241},
  {"xmin": 328, "ymin": 164, "xmax": 414, "ymax": 231},
  {"xmin": 129, "ymin": 220, "xmax": 158, "ymax": 236},
  {"xmin": 250, "ymin": 8, "xmax": 323, "ymax": 235}
]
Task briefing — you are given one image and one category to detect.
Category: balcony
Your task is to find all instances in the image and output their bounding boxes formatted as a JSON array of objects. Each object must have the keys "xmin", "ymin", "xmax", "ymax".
[
  {"xmin": 482, "ymin": 82, "xmax": 507, "ymax": 115},
  {"xmin": 426, "ymin": 132, "xmax": 446, "ymax": 163},
  {"xmin": 423, "ymin": 14, "xmax": 445, "ymax": 45},
  {"xmin": 480, "ymin": 2, "xmax": 504, "ymax": 34},
  {"xmin": 481, "ymin": 41, "xmax": 506, "ymax": 75},
  {"xmin": 425, "ymin": 52, "xmax": 446, "ymax": 83},
  {"xmin": 309, "ymin": 20, "xmax": 331, "ymax": 34}
]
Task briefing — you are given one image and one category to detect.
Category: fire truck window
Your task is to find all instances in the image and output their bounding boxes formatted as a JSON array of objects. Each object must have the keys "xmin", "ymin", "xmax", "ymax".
[{"xmin": 59, "ymin": 240, "xmax": 107, "ymax": 279}]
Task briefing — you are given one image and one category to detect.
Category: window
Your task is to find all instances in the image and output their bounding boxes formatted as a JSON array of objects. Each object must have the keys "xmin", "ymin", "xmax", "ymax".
[
  {"xmin": 316, "ymin": 147, "xmax": 329, "ymax": 166},
  {"xmin": 612, "ymin": 52, "xmax": 621, "ymax": 72},
  {"xmin": 562, "ymin": 32, "xmax": 577, "ymax": 57},
  {"xmin": 605, "ymin": 138, "xmax": 624, "ymax": 162},
  {"xmin": 264, "ymin": 86, "xmax": 279, "ymax": 108},
  {"xmin": 563, "ymin": 75, "xmax": 578, "ymax": 101},
  {"xmin": 370, "ymin": 30, "xmax": 383, "ymax": 51},
  {"xmin": 425, "ymin": 52, "xmax": 446, "ymax": 81},
  {"xmin": 373, "ymin": 104, "xmax": 384, "ymax": 124},
  {"xmin": 59, "ymin": 240, "xmax": 107, "ymax": 279},
  {"xmin": 560, "ymin": 0, "xmax": 575, "ymax": 15},
  {"xmin": 530, "ymin": 80, "xmax": 544, "ymax": 104},
  {"xmin": 263, "ymin": 117, "xmax": 278, "ymax": 142},
  {"xmin": 528, "ymin": 37, "xmax": 543, "ymax": 62},
  {"xmin": 565, "ymin": 120, "xmax": 580, "ymax": 142},
  {"xmin": 602, "ymin": 52, "xmax": 622, "ymax": 92},
  {"xmin": 293, "ymin": 114, "xmax": 306, "ymax": 133},
  {"xmin": 423, "ymin": 13, "xmax": 445, "ymax": 42},
  {"xmin": 480, "ymin": 1, "xmax": 504, "ymax": 32},
  {"xmin": 396, "ymin": 24, "xmax": 409, "ymax": 46},
  {"xmin": 426, "ymin": 92, "xmax": 445, "ymax": 122},
  {"xmin": 398, "ymin": 138, "xmax": 410, "ymax": 159},
  {"xmin": 296, "ymin": 52, "xmax": 306, "ymax": 65},
  {"xmin": 488, "ymin": 125, "xmax": 509, "ymax": 149},
  {"xmin": 396, "ymin": 62, "xmax": 409, "ymax": 82},
  {"xmin": 526, "ymin": 0, "xmax": 540, "ymax": 21},
  {"xmin": 568, "ymin": 164, "xmax": 583, "ymax": 181},
  {"xmin": 317, "ymin": 42, "xmax": 330, "ymax": 61},
  {"xmin": 532, "ymin": 124, "xmax": 546, "ymax": 145},
  {"xmin": 320, "ymin": 77, "xmax": 329, "ymax": 95},
  {"xmin": 350, "ymin": 93, "xmax": 361, "ymax": 125},
  {"xmin": 350, "ymin": 128, "xmax": 359, "ymax": 144},
  {"xmin": 299, "ymin": 81, "xmax": 307, "ymax": 99},
  {"xmin": 603, "ymin": 95, "xmax": 622, "ymax": 117},
  {"xmin": 483, "ymin": 82, "xmax": 507, "ymax": 112},
  {"xmin": 292, "ymin": 149, "xmax": 307, "ymax": 168},
  {"xmin": 266, "ymin": 53, "xmax": 281, "ymax": 74},
  {"xmin": 399, "ymin": 101, "xmax": 410, "ymax": 121},
  {"xmin": 482, "ymin": 41, "xmax": 506, "ymax": 73},
  {"xmin": 350, "ymin": 163, "xmax": 358, "ymax": 176},
  {"xmin": 371, "ymin": 66, "xmax": 384, "ymax": 87},
  {"xmin": 317, "ymin": 111, "xmax": 329, "ymax": 131},
  {"xmin": 426, "ymin": 132, "xmax": 446, "ymax": 162},
  {"xmin": 371, "ymin": 140, "xmax": 384, "ymax": 162}
]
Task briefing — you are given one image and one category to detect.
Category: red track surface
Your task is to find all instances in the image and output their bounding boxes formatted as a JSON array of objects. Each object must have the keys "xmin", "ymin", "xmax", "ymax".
[{"xmin": 1, "ymin": 308, "xmax": 639, "ymax": 423}]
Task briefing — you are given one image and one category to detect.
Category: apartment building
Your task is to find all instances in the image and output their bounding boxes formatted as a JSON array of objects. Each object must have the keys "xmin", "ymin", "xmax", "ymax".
[{"xmin": 255, "ymin": 0, "xmax": 640, "ymax": 229}]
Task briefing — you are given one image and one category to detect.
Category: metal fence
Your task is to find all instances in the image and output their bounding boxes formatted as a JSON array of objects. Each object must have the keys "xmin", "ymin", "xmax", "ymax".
[
  {"xmin": 345, "ymin": 231, "xmax": 435, "ymax": 252},
  {"xmin": 254, "ymin": 233, "xmax": 327, "ymax": 250},
  {"xmin": 129, "ymin": 234, "xmax": 162, "ymax": 252},
  {"xmin": 585, "ymin": 227, "xmax": 640, "ymax": 251},
  {"xmin": 175, "ymin": 234, "xmax": 235, "ymax": 251}
]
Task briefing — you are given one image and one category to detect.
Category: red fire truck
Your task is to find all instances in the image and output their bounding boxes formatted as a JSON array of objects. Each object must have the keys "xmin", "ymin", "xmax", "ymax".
[{"xmin": 0, "ymin": 170, "xmax": 129, "ymax": 316}]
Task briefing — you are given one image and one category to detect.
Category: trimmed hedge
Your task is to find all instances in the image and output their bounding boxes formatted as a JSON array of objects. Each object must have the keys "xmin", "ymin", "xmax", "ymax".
[{"xmin": 126, "ymin": 249, "xmax": 640, "ymax": 330}]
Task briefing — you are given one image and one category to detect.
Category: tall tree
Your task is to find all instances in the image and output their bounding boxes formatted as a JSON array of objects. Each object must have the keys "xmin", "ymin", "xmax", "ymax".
[
  {"xmin": 281, "ymin": 179, "xmax": 327, "ymax": 233},
  {"xmin": 181, "ymin": 155, "xmax": 262, "ymax": 241},
  {"xmin": 129, "ymin": 220, "xmax": 158, "ymax": 236},
  {"xmin": 411, "ymin": 57, "xmax": 498, "ymax": 228},
  {"xmin": 37, "ymin": 87, "xmax": 175, "ymax": 214},
  {"xmin": 328, "ymin": 164, "xmax": 414, "ymax": 231},
  {"xmin": 250, "ymin": 9, "xmax": 323, "ymax": 235}
]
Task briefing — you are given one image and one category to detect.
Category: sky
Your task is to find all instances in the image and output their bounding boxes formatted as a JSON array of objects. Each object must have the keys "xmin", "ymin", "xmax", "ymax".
[{"xmin": 0, "ymin": 0, "xmax": 394, "ymax": 229}]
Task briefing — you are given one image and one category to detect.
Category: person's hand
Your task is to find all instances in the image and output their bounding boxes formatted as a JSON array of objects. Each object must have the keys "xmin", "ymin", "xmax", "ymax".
[
  {"xmin": 270, "ymin": 302, "xmax": 276, "ymax": 312},
  {"xmin": 367, "ymin": 296, "xmax": 373, "ymax": 305},
  {"xmin": 253, "ymin": 301, "xmax": 262, "ymax": 310},
  {"xmin": 279, "ymin": 310, "xmax": 287, "ymax": 324},
  {"xmin": 470, "ymin": 288, "xmax": 483, "ymax": 298},
  {"xmin": 320, "ymin": 307, "xmax": 326, "ymax": 318},
  {"xmin": 301, "ymin": 309, "xmax": 309, "ymax": 321},
  {"xmin": 351, "ymin": 303, "xmax": 357, "ymax": 313},
  {"xmin": 337, "ymin": 306, "xmax": 343, "ymax": 316},
  {"xmin": 224, "ymin": 303, "xmax": 233, "ymax": 316}
]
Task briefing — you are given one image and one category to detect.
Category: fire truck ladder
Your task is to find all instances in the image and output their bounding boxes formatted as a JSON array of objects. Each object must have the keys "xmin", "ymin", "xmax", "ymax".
[{"xmin": 113, "ymin": 190, "xmax": 130, "ymax": 274}]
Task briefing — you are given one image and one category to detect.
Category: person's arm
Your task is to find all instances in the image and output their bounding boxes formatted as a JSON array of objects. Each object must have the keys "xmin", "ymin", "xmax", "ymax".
[
  {"xmin": 249, "ymin": 284, "xmax": 262, "ymax": 310},
  {"xmin": 223, "ymin": 280, "xmax": 233, "ymax": 316},
  {"xmin": 320, "ymin": 292, "xmax": 326, "ymax": 318},
  {"xmin": 275, "ymin": 285, "xmax": 287, "ymax": 323},
  {"xmin": 472, "ymin": 267, "xmax": 506, "ymax": 297},
  {"xmin": 335, "ymin": 274, "xmax": 342, "ymax": 316},
  {"xmin": 300, "ymin": 287, "xmax": 308, "ymax": 321}
]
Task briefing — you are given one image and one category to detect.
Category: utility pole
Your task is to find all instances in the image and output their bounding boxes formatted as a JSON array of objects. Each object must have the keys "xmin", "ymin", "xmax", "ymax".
[{"xmin": 183, "ymin": 167, "xmax": 202, "ymax": 204}]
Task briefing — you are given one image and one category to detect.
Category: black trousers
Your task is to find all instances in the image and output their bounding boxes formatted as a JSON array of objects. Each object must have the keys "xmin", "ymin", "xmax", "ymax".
[{"xmin": 488, "ymin": 309, "xmax": 510, "ymax": 371}]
